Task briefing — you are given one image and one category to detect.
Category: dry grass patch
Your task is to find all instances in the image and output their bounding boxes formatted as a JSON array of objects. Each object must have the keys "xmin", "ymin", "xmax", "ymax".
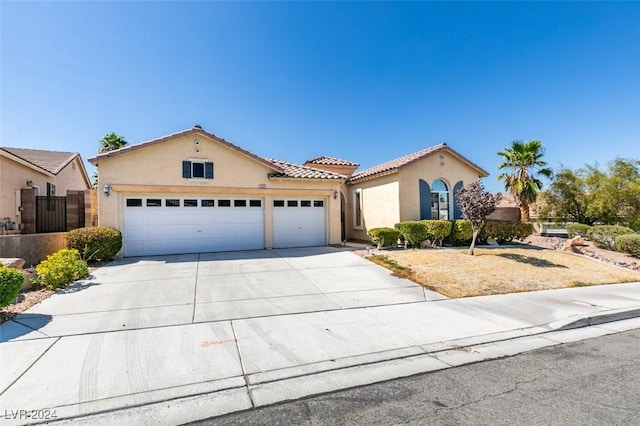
[{"xmin": 370, "ymin": 247, "xmax": 640, "ymax": 298}]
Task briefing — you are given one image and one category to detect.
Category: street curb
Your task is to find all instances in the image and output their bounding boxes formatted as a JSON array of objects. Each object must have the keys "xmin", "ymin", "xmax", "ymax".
[
  {"xmin": 546, "ymin": 306, "xmax": 640, "ymax": 331},
  {"xmin": 39, "ymin": 307, "xmax": 640, "ymax": 426}
]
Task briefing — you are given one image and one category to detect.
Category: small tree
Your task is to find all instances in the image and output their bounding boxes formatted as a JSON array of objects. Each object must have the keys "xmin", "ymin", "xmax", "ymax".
[{"xmin": 456, "ymin": 181, "xmax": 502, "ymax": 255}]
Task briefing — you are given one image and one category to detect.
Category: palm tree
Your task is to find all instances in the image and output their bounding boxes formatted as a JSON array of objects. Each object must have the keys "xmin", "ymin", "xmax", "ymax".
[
  {"xmin": 98, "ymin": 132, "xmax": 128, "ymax": 154},
  {"xmin": 497, "ymin": 140, "xmax": 553, "ymax": 222},
  {"xmin": 95, "ymin": 133, "xmax": 127, "ymax": 190}
]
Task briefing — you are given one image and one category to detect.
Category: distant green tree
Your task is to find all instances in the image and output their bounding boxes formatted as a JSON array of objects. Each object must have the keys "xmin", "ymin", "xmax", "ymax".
[
  {"xmin": 586, "ymin": 158, "xmax": 640, "ymax": 230},
  {"xmin": 98, "ymin": 132, "xmax": 128, "ymax": 154},
  {"xmin": 539, "ymin": 166, "xmax": 596, "ymax": 225},
  {"xmin": 91, "ymin": 171, "xmax": 98, "ymax": 190},
  {"xmin": 539, "ymin": 158, "xmax": 640, "ymax": 231},
  {"xmin": 95, "ymin": 132, "xmax": 127, "ymax": 190},
  {"xmin": 497, "ymin": 140, "xmax": 553, "ymax": 222}
]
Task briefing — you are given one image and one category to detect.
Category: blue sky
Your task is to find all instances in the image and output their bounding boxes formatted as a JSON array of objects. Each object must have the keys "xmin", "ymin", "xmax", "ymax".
[{"xmin": 2, "ymin": 1, "xmax": 639, "ymax": 192}]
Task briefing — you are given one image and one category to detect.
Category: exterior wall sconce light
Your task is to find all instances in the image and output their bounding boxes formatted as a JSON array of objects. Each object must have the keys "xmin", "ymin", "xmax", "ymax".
[
  {"xmin": 333, "ymin": 190, "xmax": 338, "ymax": 199},
  {"xmin": 26, "ymin": 180, "xmax": 33, "ymax": 187},
  {"xmin": 103, "ymin": 183, "xmax": 111, "ymax": 196}
]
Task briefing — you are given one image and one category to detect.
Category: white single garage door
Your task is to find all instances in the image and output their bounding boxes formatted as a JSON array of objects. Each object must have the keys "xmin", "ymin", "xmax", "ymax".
[
  {"xmin": 272, "ymin": 199, "xmax": 326, "ymax": 248},
  {"xmin": 123, "ymin": 196, "xmax": 264, "ymax": 257}
]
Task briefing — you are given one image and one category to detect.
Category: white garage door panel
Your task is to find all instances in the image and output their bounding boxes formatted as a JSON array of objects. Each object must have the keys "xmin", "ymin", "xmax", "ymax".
[
  {"xmin": 273, "ymin": 199, "xmax": 326, "ymax": 249},
  {"xmin": 123, "ymin": 197, "xmax": 264, "ymax": 257}
]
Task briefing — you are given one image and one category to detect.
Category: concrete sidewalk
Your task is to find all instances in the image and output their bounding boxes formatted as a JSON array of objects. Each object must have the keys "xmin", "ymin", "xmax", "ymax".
[{"xmin": 1, "ymin": 247, "xmax": 639, "ymax": 425}]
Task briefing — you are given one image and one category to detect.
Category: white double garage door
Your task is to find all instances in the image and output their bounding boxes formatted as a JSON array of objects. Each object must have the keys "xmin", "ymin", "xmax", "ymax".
[{"xmin": 123, "ymin": 196, "xmax": 326, "ymax": 257}]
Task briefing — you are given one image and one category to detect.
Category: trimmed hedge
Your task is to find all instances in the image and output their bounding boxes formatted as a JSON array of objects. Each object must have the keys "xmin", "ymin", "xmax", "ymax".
[
  {"xmin": 566, "ymin": 223, "xmax": 591, "ymax": 238},
  {"xmin": 35, "ymin": 249, "xmax": 89, "ymax": 290},
  {"xmin": 422, "ymin": 220, "xmax": 452, "ymax": 247},
  {"xmin": 615, "ymin": 234, "xmax": 640, "ymax": 258},
  {"xmin": 479, "ymin": 221, "xmax": 534, "ymax": 244},
  {"xmin": 394, "ymin": 221, "xmax": 428, "ymax": 247},
  {"xmin": 67, "ymin": 227, "xmax": 122, "ymax": 261},
  {"xmin": 368, "ymin": 227, "xmax": 401, "ymax": 248},
  {"xmin": 0, "ymin": 266, "xmax": 23, "ymax": 308},
  {"xmin": 394, "ymin": 219, "xmax": 533, "ymax": 247},
  {"xmin": 449, "ymin": 219, "xmax": 474, "ymax": 245},
  {"xmin": 587, "ymin": 225, "xmax": 636, "ymax": 250}
]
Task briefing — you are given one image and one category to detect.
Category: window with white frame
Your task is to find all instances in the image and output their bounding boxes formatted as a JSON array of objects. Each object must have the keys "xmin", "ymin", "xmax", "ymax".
[
  {"xmin": 430, "ymin": 179, "xmax": 450, "ymax": 220},
  {"xmin": 353, "ymin": 188, "xmax": 363, "ymax": 229},
  {"xmin": 182, "ymin": 160, "xmax": 214, "ymax": 179}
]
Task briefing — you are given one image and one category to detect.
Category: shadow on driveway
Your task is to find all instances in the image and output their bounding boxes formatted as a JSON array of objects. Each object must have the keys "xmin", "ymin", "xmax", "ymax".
[{"xmin": 0, "ymin": 313, "xmax": 52, "ymax": 342}]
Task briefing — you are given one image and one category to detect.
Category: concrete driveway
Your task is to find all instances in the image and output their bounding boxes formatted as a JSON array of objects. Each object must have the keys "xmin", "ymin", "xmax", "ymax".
[
  {"xmin": 8, "ymin": 247, "xmax": 443, "ymax": 339},
  {"xmin": 2, "ymin": 247, "xmax": 640, "ymax": 425}
]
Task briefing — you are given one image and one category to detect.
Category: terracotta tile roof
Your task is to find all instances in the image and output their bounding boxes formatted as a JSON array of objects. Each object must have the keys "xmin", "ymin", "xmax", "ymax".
[
  {"xmin": 497, "ymin": 192, "xmax": 517, "ymax": 207},
  {"xmin": 265, "ymin": 158, "xmax": 347, "ymax": 180},
  {"xmin": 0, "ymin": 147, "xmax": 78, "ymax": 175},
  {"xmin": 348, "ymin": 143, "xmax": 489, "ymax": 183},
  {"xmin": 88, "ymin": 126, "xmax": 283, "ymax": 172},
  {"xmin": 305, "ymin": 156, "xmax": 359, "ymax": 167}
]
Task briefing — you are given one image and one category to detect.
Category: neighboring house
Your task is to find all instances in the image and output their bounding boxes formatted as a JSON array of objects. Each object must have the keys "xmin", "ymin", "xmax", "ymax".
[
  {"xmin": 0, "ymin": 147, "xmax": 92, "ymax": 233},
  {"xmin": 486, "ymin": 192, "xmax": 520, "ymax": 222},
  {"xmin": 338, "ymin": 144, "xmax": 489, "ymax": 241},
  {"xmin": 88, "ymin": 127, "xmax": 346, "ymax": 257},
  {"xmin": 89, "ymin": 126, "xmax": 490, "ymax": 257}
]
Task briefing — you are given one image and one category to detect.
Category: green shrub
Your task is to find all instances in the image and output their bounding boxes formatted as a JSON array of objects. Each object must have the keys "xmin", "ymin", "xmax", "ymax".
[
  {"xmin": 35, "ymin": 249, "xmax": 89, "ymax": 290},
  {"xmin": 67, "ymin": 227, "xmax": 122, "ymax": 261},
  {"xmin": 566, "ymin": 223, "xmax": 592, "ymax": 238},
  {"xmin": 0, "ymin": 267, "xmax": 23, "ymax": 308},
  {"xmin": 481, "ymin": 221, "xmax": 534, "ymax": 244},
  {"xmin": 514, "ymin": 222, "xmax": 535, "ymax": 240},
  {"xmin": 449, "ymin": 220, "xmax": 473, "ymax": 245},
  {"xmin": 616, "ymin": 234, "xmax": 640, "ymax": 258},
  {"xmin": 587, "ymin": 225, "xmax": 636, "ymax": 250},
  {"xmin": 368, "ymin": 227, "xmax": 401, "ymax": 248},
  {"xmin": 422, "ymin": 220, "xmax": 453, "ymax": 247},
  {"xmin": 394, "ymin": 221, "xmax": 428, "ymax": 247}
]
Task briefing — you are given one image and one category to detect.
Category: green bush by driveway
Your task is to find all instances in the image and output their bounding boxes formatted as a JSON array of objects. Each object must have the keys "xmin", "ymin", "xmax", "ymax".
[
  {"xmin": 0, "ymin": 267, "xmax": 23, "ymax": 308},
  {"xmin": 67, "ymin": 227, "xmax": 122, "ymax": 261}
]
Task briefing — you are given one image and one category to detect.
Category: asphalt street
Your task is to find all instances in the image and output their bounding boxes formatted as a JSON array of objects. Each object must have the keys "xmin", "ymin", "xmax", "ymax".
[{"xmin": 200, "ymin": 328, "xmax": 640, "ymax": 426}]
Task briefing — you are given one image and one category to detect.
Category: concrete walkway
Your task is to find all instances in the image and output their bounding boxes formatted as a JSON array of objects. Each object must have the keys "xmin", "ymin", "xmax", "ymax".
[{"xmin": 1, "ymin": 247, "xmax": 639, "ymax": 425}]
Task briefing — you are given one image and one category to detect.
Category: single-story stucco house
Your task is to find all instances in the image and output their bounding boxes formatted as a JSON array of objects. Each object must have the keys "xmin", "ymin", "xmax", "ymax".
[
  {"xmin": 0, "ymin": 147, "xmax": 92, "ymax": 233},
  {"xmin": 89, "ymin": 126, "xmax": 488, "ymax": 257}
]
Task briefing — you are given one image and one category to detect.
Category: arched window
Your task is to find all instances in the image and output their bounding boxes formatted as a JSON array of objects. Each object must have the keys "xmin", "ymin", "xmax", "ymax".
[{"xmin": 431, "ymin": 179, "xmax": 449, "ymax": 220}]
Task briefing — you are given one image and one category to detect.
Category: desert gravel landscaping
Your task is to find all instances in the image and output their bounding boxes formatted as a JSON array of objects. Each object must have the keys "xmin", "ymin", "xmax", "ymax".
[{"xmin": 369, "ymin": 246, "xmax": 640, "ymax": 298}]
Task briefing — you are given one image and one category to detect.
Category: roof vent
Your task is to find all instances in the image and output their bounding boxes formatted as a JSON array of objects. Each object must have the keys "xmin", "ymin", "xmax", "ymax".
[{"xmin": 193, "ymin": 124, "xmax": 202, "ymax": 129}]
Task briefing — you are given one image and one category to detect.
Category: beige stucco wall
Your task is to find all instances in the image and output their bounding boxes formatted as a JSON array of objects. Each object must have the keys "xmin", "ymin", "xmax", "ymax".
[
  {"xmin": 346, "ymin": 148, "xmax": 486, "ymax": 241},
  {"xmin": 346, "ymin": 177, "xmax": 400, "ymax": 241},
  {"xmin": 0, "ymin": 156, "xmax": 89, "ymax": 228},
  {"xmin": 0, "ymin": 232, "xmax": 67, "ymax": 267},
  {"xmin": 95, "ymin": 132, "xmax": 343, "ymax": 249}
]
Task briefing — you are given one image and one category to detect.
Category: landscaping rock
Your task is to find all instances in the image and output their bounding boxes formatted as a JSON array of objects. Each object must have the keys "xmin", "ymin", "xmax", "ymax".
[
  {"xmin": 569, "ymin": 236, "xmax": 587, "ymax": 246},
  {"xmin": 21, "ymin": 268, "xmax": 37, "ymax": 291},
  {"xmin": 420, "ymin": 240, "xmax": 433, "ymax": 249},
  {"xmin": 0, "ymin": 258, "xmax": 36, "ymax": 291},
  {"xmin": 486, "ymin": 238, "xmax": 499, "ymax": 246},
  {"xmin": 559, "ymin": 236, "xmax": 588, "ymax": 253},
  {"xmin": 560, "ymin": 241, "xmax": 577, "ymax": 253},
  {"xmin": 1, "ymin": 258, "xmax": 25, "ymax": 270}
]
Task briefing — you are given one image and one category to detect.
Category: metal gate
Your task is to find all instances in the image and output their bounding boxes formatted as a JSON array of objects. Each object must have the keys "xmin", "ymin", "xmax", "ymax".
[{"xmin": 36, "ymin": 196, "xmax": 66, "ymax": 233}]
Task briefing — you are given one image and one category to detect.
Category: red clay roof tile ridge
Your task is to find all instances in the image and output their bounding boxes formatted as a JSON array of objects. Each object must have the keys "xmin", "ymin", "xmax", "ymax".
[
  {"xmin": 265, "ymin": 158, "xmax": 347, "ymax": 180},
  {"xmin": 88, "ymin": 126, "xmax": 284, "ymax": 173},
  {"xmin": 305, "ymin": 156, "xmax": 360, "ymax": 167},
  {"xmin": 348, "ymin": 143, "xmax": 448, "ymax": 182},
  {"xmin": 1, "ymin": 147, "xmax": 78, "ymax": 175}
]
